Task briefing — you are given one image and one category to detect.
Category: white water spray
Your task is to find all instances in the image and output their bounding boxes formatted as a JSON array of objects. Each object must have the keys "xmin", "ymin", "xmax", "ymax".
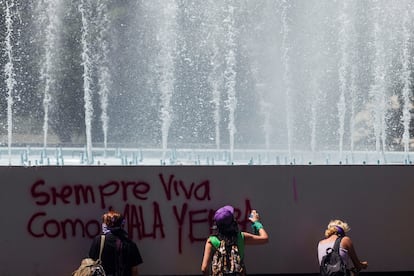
[
  {"xmin": 258, "ymin": 80, "xmax": 271, "ymax": 151},
  {"xmin": 400, "ymin": 7, "xmax": 413, "ymax": 159},
  {"xmin": 79, "ymin": 0, "xmax": 94, "ymax": 164},
  {"xmin": 310, "ymin": 78, "xmax": 323, "ymax": 154},
  {"xmin": 349, "ymin": 63, "xmax": 358, "ymax": 157},
  {"xmin": 281, "ymin": 1, "xmax": 292, "ymax": 160},
  {"xmin": 369, "ymin": 8, "xmax": 387, "ymax": 160},
  {"xmin": 37, "ymin": 0, "xmax": 60, "ymax": 150},
  {"xmin": 337, "ymin": 1, "xmax": 351, "ymax": 161},
  {"xmin": 209, "ymin": 37, "xmax": 222, "ymax": 150},
  {"xmin": 96, "ymin": 0, "xmax": 111, "ymax": 156},
  {"xmin": 1, "ymin": 1, "xmax": 414, "ymax": 166},
  {"xmin": 157, "ymin": 1, "xmax": 178, "ymax": 161},
  {"xmin": 223, "ymin": 2, "xmax": 237, "ymax": 163},
  {"xmin": 4, "ymin": 0, "xmax": 17, "ymax": 165}
]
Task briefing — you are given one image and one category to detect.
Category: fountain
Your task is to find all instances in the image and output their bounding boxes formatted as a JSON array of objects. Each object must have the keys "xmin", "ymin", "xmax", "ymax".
[{"xmin": 1, "ymin": 0, "xmax": 414, "ymax": 165}]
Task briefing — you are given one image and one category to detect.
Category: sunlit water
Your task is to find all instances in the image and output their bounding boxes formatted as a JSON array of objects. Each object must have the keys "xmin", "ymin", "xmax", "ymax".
[
  {"xmin": 1, "ymin": 146, "xmax": 412, "ymax": 166},
  {"xmin": 1, "ymin": 1, "xmax": 414, "ymax": 166}
]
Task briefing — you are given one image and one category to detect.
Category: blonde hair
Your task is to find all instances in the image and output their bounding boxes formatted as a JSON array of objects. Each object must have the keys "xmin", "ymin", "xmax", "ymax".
[{"xmin": 324, "ymin": 219, "xmax": 350, "ymax": 238}]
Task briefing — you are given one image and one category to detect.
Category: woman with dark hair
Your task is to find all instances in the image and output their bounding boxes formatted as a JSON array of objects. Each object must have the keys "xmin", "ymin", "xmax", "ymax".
[
  {"xmin": 201, "ymin": 205, "xmax": 269, "ymax": 276},
  {"xmin": 89, "ymin": 210, "xmax": 143, "ymax": 276}
]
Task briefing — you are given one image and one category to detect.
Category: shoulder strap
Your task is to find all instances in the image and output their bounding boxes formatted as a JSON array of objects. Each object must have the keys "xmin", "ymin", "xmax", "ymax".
[
  {"xmin": 98, "ymin": 235, "xmax": 105, "ymax": 261},
  {"xmin": 209, "ymin": 236, "xmax": 221, "ymax": 249},
  {"xmin": 332, "ymin": 236, "xmax": 342, "ymax": 252}
]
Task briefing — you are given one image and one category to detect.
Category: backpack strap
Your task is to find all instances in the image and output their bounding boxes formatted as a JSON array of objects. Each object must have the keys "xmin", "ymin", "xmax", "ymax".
[
  {"xmin": 332, "ymin": 236, "xmax": 342, "ymax": 252},
  {"xmin": 98, "ymin": 235, "xmax": 105, "ymax": 261},
  {"xmin": 325, "ymin": 236, "xmax": 342, "ymax": 255},
  {"xmin": 209, "ymin": 232, "xmax": 245, "ymax": 258},
  {"xmin": 209, "ymin": 235, "xmax": 220, "ymax": 249}
]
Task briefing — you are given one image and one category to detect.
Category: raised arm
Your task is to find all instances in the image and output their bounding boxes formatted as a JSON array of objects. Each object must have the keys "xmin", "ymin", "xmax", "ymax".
[{"xmin": 243, "ymin": 210, "xmax": 269, "ymax": 245}]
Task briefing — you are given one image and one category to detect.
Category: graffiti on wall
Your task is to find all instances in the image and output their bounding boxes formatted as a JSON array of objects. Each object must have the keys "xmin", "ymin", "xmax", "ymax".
[{"xmin": 27, "ymin": 172, "xmax": 254, "ymax": 253}]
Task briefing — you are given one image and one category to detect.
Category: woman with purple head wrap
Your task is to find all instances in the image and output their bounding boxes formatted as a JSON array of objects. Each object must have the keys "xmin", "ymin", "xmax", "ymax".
[{"xmin": 317, "ymin": 219, "xmax": 368, "ymax": 275}]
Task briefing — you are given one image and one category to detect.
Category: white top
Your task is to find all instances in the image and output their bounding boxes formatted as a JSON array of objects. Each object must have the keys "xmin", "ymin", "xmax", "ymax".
[{"xmin": 318, "ymin": 240, "xmax": 353, "ymax": 269}]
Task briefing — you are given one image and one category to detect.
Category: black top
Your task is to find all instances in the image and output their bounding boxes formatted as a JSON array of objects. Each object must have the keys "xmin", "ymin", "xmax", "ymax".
[{"xmin": 89, "ymin": 228, "xmax": 143, "ymax": 276}]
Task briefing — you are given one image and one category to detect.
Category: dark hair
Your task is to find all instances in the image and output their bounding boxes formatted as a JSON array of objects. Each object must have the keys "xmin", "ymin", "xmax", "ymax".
[{"xmin": 215, "ymin": 220, "xmax": 239, "ymax": 246}]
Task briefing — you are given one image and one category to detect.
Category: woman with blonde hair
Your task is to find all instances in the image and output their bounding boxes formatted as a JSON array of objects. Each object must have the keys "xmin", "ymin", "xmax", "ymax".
[{"xmin": 318, "ymin": 219, "xmax": 368, "ymax": 275}]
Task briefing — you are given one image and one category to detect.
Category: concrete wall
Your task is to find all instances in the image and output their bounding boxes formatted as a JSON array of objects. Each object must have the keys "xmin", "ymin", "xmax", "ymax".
[{"xmin": 0, "ymin": 165, "xmax": 413, "ymax": 275}]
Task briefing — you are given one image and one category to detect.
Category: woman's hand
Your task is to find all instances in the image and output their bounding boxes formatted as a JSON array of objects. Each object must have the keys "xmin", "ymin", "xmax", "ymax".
[
  {"xmin": 359, "ymin": 261, "xmax": 368, "ymax": 269},
  {"xmin": 249, "ymin": 210, "xmax": 260, "ymax": 223},
  {"xmin": 244, "ymin": 210, "xmax": 269, "ymax": 244}
]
